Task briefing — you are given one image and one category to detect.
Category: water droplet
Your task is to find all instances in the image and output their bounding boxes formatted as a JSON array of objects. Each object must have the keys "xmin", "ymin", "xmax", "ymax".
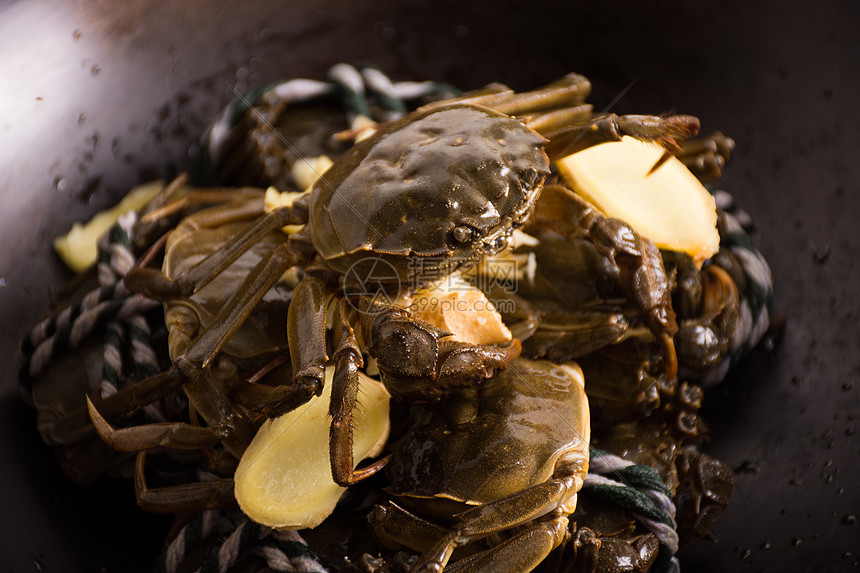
[
  {"xmin": 735, "ymin": 460, "xmax": 760, "ymax": 474},
  {"xmin": 843, "ymin": 514, "xmax": 857, "ymax": 526},
  {"xmin": 813, "ymin": 243, "xmax": 830, "ymax": 264},
  {"xmin": 761, "ymin": 541, "xmax": 771, "ymax": 550},
  {"xmin": 72, "ymin": 29, "xmax": 81, "ymax": 40},
  {"xmin": 792, "ymin": 537, "xmax": 803, "ymax": 547}
]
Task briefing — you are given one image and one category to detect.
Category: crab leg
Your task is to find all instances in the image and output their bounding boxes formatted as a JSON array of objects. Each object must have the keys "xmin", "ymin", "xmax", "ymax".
[
  {"xmin": 134, "ymin": 452, "xmax": 235, "ymax": 513},
  {"xmin": 137, "ymin": 187, "xmax": 265, "ymax": 225},
  {"xmin": 126, "ymin": 200, "xmax": 310, "ymax": 300},
  {"xmin": 82, "ymin": 361, "xmax": 254, "ymax": 459},
  {"xmin": 231, "ymin": 274, "xmax": 334, "ymax": 423},
  {"xmin": 443, "ymin": 516, "xmax": 570, "ymax": 573},
  {"xmin": 370, "ymin": 502, "xmax": 453, "ymax": 553},
  {"xmin": 87, "ymin": 396, "xmax": 227, "ymax": 451},
  {"xmin": 542, "ymin": 113, "xmax": 700, "ymax": 163},
  {"xmin": 420, "ymin": 72, "xmax": 592, "ymax": 117},
  {"xmin": 524, "ymin": 104, "xmax": 593, "ymax": 136},
  {"xmin": 328, "ymin": 298, "xmax": 389, "ymax": 485},
  {"xmin": 491, "ymin": 73, "xmax": 592, "ymax": 116},
  {"xmin": 676, "ymin": 131, "xmax": 735, "ymax": 183},
  {"xmin": 529, "ymin": 184, "xmax": 678, "ymax": 379},
  {"xmin": 229, "ymin": 274, "xmax": 332, "ymax": 424},
  {"xmin": 412, "ymin": 471, "xmax": 584, "ymax": 573},
  {"xmin": 521, "ymin": 309, "xmax": 633, "ymax": 362},
  {"xmin": 48, "ymin": 367, "xmax": 186, "ymax": 444},
  {"xmin": 285, "ymin": 272, "xmax": 329, "ymax": 385},
  {"xmin": 184, "ymin": 239, "xmax": 313, "ymax": 368},
  {"xmin": 675, "ymin": 264, "xmax": 740, "ymax": 373}
]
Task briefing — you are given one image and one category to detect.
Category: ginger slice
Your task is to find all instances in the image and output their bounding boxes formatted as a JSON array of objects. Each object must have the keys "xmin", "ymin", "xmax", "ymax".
[
  {"xmin": 406, "ymin": 274, "xmax": 512, "ymax": 346},
  {"xmin": 53, "ymin": 181, "xmax": 163, "ymax": 273},
  {"xmin": 557, "ymin": 136, "xmax": 719, "ymax": 267},
  {"xmin": 235, "ymin": 367, "xmax": 390, "ymax": 530}
]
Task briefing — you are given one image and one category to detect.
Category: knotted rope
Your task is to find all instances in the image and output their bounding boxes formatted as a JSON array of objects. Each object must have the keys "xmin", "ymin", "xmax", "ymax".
[
  {"xmin": 196, "ymin": 62, "xmax": 458, "ymax": 186},
  {"xmin": 155, "ymin": 511, "xmax": 327, "ymax": 573},
  {"xmin": 584, "ymin": 448, "xmax": 680, "ymax": 573},
  {"xmin": 18, "ymin": 211, "xmax": 161, "ymax": 397},
  {"xmin": 698, "ymin": 190, "xmax": 774, "ymax": 386}
]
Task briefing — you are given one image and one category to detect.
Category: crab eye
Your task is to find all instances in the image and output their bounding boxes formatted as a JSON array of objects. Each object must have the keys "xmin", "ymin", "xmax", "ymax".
[
  {"xmin": 451, "ymin": 225, "xmax": 474, "ymax": 245},
  {"xmin": 488, "ymin": 236, "xmax": 508, "ymax": 253},
  {"xmin": 521, "ymin": 167, "xmax": 541, "ymax": 188}
]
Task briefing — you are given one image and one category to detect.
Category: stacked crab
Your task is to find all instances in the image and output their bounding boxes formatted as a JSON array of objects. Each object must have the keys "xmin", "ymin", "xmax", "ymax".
[{"xmin": 21, "ymin": 66, "xmax": 770, "ymax": 573}]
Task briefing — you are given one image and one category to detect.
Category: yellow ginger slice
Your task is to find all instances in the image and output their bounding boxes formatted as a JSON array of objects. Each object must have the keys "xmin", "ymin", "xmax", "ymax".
[
  {"xmin": 235, "ymin": 367, "xmax": 390, "ymax": 530},
  {"xmin": 264, "ymin": 187, "xmax": 309, "ymax": 235},
  {"xmin": 263, "ymin": 155, "xmax": 332, "ymax": 235},
  {"xmin": 291, "ymin": 155, "xmax": 333, "ymax": 190},
  {"xmin": 405, "ymin": 274, "xmax": 512, "ymax": 346},
  {"xmin": 53, "ymin": 181, "xmax": 164, "ymax": 273},
  {"xmin": 557, "ymin": 136, "xmax": 719, "ymax": 267}
]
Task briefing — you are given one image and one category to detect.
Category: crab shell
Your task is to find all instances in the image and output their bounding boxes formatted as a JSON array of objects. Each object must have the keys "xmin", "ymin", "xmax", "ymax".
[
  {"xmin": 162, "ymin": 212, "xmax": 292, "ymax": 361},
  {"xmin": 307, "ymin": 104, "xmax": 548, "ymax": 284},
  {"xmin": 384, "ymin": 357, "xmax": 590, "ymax": 520}
]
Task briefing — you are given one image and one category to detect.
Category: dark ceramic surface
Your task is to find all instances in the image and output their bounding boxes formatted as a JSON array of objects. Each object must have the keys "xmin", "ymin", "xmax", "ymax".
[{"xmin": 1, "ymin": 1, "xmax": 858, "ymax": 571}]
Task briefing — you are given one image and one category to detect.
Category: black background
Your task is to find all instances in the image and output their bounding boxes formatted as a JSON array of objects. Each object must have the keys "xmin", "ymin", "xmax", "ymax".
[{"xmin": 1, "ymin": 1, "xmax": 858, "ymax": 571}]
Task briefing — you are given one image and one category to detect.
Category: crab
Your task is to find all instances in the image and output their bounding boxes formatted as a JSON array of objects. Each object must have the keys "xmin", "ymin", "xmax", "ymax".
[
  {"xmin": 593, "ymin": 423, "xmax": 733, "ymax": 549},
  {"xmin": 667, "ymin": 255, "xmax": 740, "ymax": 376},
  {"xmin": 549, "ymin": 514, "xmax": 661, "ymax": 573},
  {"xmin": 463, "ymin": 129, "xmax": 747, "ymax": 428},
  {"xmin": 370, "ymin": 357, "xmax": 590, "ymax": 573},
  {"xmin": 86, "ymin": 73, "xmax": 697, "ymax": 489},
  {"xmin": 85, "ymin": 191, "xmax": 297, "ymax": 511}
]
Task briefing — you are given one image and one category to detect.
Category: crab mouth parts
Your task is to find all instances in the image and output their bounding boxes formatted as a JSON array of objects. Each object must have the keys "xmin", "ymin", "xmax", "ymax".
[
  {"xmin": 479, "ymin": 178, "xmax": 543, "ymax": 253},
  {"xmin": 409, "ymin": 254, "xmax": 481, "ymax": 287}
]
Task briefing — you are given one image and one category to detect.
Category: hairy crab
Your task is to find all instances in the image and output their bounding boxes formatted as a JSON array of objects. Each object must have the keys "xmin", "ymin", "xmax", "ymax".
[
  {"xmin": 85, "ymin": 73, "xmax": 698, "ymax": 490},
  {"xmin": 370, "ymin": 357, "xmax": 590, "ymax": 573},
  {"xmin": 85, "ymin": 190, "xmax": 297, "ymax": 511},
  {"xmin": 466, "ymin": 130, "xmax": 745, "ymax": 426}
]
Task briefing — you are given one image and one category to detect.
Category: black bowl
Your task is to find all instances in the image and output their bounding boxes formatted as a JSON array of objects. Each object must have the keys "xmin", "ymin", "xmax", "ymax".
[{"xmin": 2, "ymin": 1, "xmax": 858, "ymax": 570}]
